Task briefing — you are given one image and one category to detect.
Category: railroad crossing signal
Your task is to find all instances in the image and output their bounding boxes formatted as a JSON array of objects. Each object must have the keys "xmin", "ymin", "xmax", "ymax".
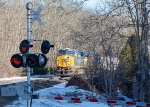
[
  {"xmin": 38, "ymin": 54, "xmax": 47, "ymax": 67},
  {"xmin": 11, "ymin": 40, "xmax": 53, "ymax": 68},
  {"xmin": 26, "ymin": 54, "xmax": 39, "ymax": 68},
  {"xmin": 19, "ymin": 40, "xmax": 33, "ymax": 54},
  {"xmin": 25, "ymin": 54, "xmax": 48, "ymax": 68},
  {"xmin": 9, "ymin": 1, "xmax": 47, "ymax": 107},
  {"xmin": 41, "ymin": 40, "xmax": 54, "ymax": 54},
  {"xmin": 10, "ymin": 54, "xmax": 23, "ymax": 68},
  {"xmin": 11, "ymin": 54, "xmax": 48, "ymax": 68}
]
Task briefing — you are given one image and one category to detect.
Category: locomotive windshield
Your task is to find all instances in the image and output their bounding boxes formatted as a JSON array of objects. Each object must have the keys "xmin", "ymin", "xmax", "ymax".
[
  {"xmin": 67, "ymin": 51, "xmax": 75, "ymax": 55},
  {"xmin": 57, "ymin": 49, "xmax": 76, "ymax": 56},
  {"xmin": 58, "ymin": 50, "xmax": 66, "ymax": 55}
]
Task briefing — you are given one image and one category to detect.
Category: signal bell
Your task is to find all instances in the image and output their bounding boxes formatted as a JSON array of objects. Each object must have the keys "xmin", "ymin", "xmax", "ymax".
[
  {"xmin": 10, "ymin": 54, "xmax": 23, "ymax": 68},
  {"xmin": 41, "ymin": 40, "xmax": 54, "ymax": 54}
]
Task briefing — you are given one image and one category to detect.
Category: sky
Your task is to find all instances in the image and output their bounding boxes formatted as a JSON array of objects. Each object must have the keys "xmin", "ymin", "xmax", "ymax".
[
  {"xmin": 82, "ymin": 0, "xmax": 109, "ymax": 11},
  {"xmin": 23, "ymin": 0, "xmax": 106, "ymax": 9},
  {"xmin": 84, "ymin": 0, "xmax": 98, "ymax": 9}
]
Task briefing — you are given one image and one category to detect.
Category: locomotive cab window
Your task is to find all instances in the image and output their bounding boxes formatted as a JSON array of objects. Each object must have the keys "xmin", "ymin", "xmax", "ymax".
[
  {"xmin": 58, "ymin": 50, "xmax": 67, "ymax": 55},
  {"xmin": 67, "ymin": 51, "xmax": 75, "ymax": 56},
  {"xmin": 58, "ymin": 49, "xmax": 76, "ymax": 56}
]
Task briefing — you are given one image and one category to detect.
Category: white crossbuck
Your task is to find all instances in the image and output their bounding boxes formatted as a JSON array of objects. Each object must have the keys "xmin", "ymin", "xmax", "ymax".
[{"xmin": 31, "ymin": 0, "xmax": 45, "ymax": 27}]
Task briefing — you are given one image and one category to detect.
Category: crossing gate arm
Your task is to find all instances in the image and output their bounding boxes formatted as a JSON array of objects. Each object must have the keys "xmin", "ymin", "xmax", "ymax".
[{"xmin": 38, "ymin": 95, "xmax": 150, "ymax": 106}]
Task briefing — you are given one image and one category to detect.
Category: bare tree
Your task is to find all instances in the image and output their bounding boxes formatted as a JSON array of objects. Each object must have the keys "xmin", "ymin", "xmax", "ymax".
[{"xmin": 113, "ymin": 0, "xmax": 150, "ymax": 102}]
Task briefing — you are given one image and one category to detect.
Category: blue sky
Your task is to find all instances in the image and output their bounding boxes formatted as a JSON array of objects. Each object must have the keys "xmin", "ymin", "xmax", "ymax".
[
  {"xmin": 84, "ymin": 0, "xmax": 98, "ymax": 8},
  {"xmin": 25, "ymin": 0, "xmax": 106, "ymax": 10},
  {"xmin": 83, "ymin": 0, "xmax": 108, "ymax": 10}
]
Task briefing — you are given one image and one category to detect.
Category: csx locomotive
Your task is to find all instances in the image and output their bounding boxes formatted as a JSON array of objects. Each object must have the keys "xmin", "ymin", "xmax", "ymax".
[{"xmin": 56, "ymin": 48, "xmax": 88, "ymax": 76}]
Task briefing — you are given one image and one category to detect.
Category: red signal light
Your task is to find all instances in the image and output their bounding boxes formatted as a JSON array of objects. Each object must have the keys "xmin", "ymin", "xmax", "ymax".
[
  {"xmin": 10, "ymin": 54, "xmax": 23, "ymax": 68},
  {"xmin": 11, "ymin": 59, "xmax": 21, "ymax": 65},
  {"xmin": 19, "ymin": 40, "xmax": 30, "ymax": 54},
  {"xmin": 26, "ymin": 54, "xmax": 39, "ymax": 68},
  {"xmin": 21, "ymin": 46, "xmax": 27, "ymax": 51}
]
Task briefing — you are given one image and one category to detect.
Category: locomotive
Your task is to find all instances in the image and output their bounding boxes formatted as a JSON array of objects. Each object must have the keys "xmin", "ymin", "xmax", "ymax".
[{"xmin": 56, "ymin": 48, "xmax": 88, "ymax": 76}]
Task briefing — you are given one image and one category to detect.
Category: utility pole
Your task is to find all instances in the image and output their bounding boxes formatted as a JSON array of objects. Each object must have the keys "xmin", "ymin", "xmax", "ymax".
[{"xmin": 26, "ymin": 2, "xmax": 33, "ymax": 107}]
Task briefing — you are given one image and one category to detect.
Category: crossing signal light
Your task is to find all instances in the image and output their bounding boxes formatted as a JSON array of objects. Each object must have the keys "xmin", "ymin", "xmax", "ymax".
[
  {"xmin": 10, "ymin": 54, "xmax": 23, "ymax": 68},
  {"xmin": 41, "ymin": 40, "xmax": 54, "ymax": 54},
  {"xmin": 38, "ymin": 54, "xmax": 47, "ymax": 67},
  {"xmin": 26, "ymin": 54, "xmax": 39, "ymax": 68},
  {"xmin": 19, "ymin": 40, "xmax": 33, "ymax": 54}
]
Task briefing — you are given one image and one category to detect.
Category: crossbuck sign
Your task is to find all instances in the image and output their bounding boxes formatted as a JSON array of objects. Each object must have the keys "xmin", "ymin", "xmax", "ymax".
[{"xmin": 31, "ymin": 0, "xmax": 45, "ymax": 27}]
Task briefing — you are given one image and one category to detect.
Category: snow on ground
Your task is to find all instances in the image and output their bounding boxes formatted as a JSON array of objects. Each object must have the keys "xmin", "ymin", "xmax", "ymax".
[
  {"xmin": 31, "ymin": 74, "xmax": 55, "ymax": 78},
  {"xmin": 4, "ymin": 82, "xmax": 118, "ymax": 107},
  {"xmin": 0, "ymin": 77, "xmax": 27, "ymax": 81},
  {"xmin": 5, "ymin": 99, "xmax": 111, "ymax": 107},
  {"xmin": 0, "ymin": 75, "xmax": 55, "ymax": 85},
  {"xmin": 0, "ymin": 75, "xmax": 54, "ymax": 81},
  {"xmin": 36, "ymin": 82, "xmax": 105, "ymax": 99},
  {"xmin": 117, "ymin": 92, "xmax": 133, "ymax": 101}
]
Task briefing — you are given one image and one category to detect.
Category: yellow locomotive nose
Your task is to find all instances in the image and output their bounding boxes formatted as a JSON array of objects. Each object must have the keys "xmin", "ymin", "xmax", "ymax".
[
  {"xmin": 56, "ymin": 55, "xmax": 74, "ymax": 68},
  {"xmin": 62, "ymin": 57, "xmax": 69, "ymax": 62}
]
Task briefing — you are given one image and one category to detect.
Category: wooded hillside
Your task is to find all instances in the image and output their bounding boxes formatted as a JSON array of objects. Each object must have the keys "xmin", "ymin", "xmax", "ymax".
[{"xmin": 0, "ymin": 0, "xmax": 129, "ymax": 78}]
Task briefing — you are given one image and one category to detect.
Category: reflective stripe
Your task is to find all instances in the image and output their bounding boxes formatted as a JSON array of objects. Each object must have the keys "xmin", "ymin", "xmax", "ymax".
[
  {"xmin": 89, "ymin": 99, "xmax": 98, "ymax": 102},
  {"xmin": 126, "ymin": 102, "xmax": 136, "ymax": 105},
  {"xmin": 107, "ymin": 100, "xmax": 117, "ymax": 104},
  {"xmin": 71, "ymin": 98, "xmax": 80, "ymax": 101},
  {"xmin": 147, "ymin": 104, "xmax": 150, "ymax": 107},
  {"xmin": 54, "ymin": 96, "xmax": 63, "ymax": 100}
]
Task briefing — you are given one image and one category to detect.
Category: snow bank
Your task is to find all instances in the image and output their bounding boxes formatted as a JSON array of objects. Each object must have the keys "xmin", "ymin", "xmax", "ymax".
[
  {"xmin": 5, "ymin": 82, "xmax": 112, "ymax": 107},
  {"xmin": 5, "ymin": 99, "xmax": 111, "ymax": 107},
  {"xmin": 0, "ymin": 76, "xmax": 27, "ymax": 81}
]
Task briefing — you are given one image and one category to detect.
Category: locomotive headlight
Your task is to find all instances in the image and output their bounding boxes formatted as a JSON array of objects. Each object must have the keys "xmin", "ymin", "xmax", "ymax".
[
  {"xmin": 62, "ymin": 57, "xmax": 69, "ymax": 62},
  {"xmin": 65, "ymin": 56, "xmax": 69, "ymax": 59}
]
